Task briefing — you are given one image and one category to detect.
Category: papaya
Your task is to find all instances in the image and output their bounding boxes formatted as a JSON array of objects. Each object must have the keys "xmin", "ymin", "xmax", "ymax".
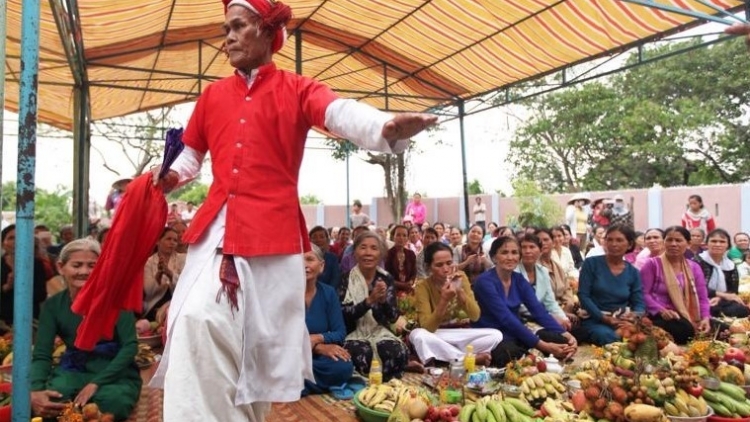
[{"xmin": 716, "ymin": 363, "xmax": 745, "ymax": 385}]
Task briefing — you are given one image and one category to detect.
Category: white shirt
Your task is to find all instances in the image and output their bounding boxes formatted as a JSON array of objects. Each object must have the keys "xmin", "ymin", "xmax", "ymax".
[{"xmin": 473, "ymin": 203, "xmax": 486, "ymax": 222}]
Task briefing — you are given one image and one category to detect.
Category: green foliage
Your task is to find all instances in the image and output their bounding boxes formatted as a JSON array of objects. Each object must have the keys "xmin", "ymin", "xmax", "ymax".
[
  {"xmin": 468, "ymin": 179, "xmax": 484, "ymax": 195},
  {"xmin": 1, "ymin": 182, "xmax": 15, "ymax": 211},
  {"xmin": 507, "ymin": 179, "xmax": 562, "ymax": 229},
  {"xmin": 168, "ymin": 181, "xmax": 209, "ymax": 205},
  {"xmin": 300, "ymin": 194, "xmax": 322, "ymax": 205},
  {"xmin": 1, "ymin": 182, "xmax": 73, "ymax": 230},
  {"xmin": 509, "ymin": 37, "xmax": 750, "ymax": 193}
]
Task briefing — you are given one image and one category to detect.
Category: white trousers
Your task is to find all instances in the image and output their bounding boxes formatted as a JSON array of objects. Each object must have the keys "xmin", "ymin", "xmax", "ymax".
[
  {"xmin": 150, "ymin": 212, "xmax": 311, "ymax": 421},
  {"xmin": 408, "ymin": 328, "xmax": 503, "ymax": 363}
]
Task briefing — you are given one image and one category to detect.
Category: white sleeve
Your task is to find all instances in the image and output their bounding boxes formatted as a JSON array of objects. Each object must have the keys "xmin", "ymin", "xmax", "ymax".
[
  {"xmin": 170, "ymin": 145, "xmax": 205, "ymax": 187},
  {"xmin": 324, "ymin": 98, "xmax": 410, "ymax": 154}
]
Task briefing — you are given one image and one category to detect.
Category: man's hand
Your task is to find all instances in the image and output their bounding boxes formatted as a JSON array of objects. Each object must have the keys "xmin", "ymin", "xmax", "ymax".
[
  {"xmin": 382, "ymin": 113, "xmax": 438, "ymax": 144},
  {"xmin": 151, "ymin": 166, "xmax": 179, "ymax": 194},
  {"xmin": 726, "ymin": 24, "xmax": 750, "ymax": 47}
]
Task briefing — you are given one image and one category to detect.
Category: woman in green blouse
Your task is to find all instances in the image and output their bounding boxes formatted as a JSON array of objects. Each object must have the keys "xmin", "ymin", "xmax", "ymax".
[{"xmin": 30, "ymin": 238, "xmax": 141, "ymax": 421}]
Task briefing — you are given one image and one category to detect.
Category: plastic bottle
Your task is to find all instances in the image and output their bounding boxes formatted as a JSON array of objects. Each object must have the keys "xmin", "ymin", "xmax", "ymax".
[
  {"xmin": 369, "ymin": 357, "xmax": 382, "ymax": 385},
  {"xmin": 444, "ymin": 358, "xmax": 465, "ymax": 404},
  {"xmin": 464, "ymin": 344, "xmax": 476, "ymax": 373}
]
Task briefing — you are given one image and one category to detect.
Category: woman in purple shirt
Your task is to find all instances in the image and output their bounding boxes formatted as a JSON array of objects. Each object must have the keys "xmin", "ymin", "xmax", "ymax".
[{"xmin": 639, "ymin": 226, "xmax": 711, "ymax": 344}]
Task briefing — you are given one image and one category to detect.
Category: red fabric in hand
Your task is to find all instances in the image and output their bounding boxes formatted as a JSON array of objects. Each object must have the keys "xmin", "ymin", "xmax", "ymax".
[{"xmin": 72, "ymin": 174, "xmax": 167, "ymax": 350}]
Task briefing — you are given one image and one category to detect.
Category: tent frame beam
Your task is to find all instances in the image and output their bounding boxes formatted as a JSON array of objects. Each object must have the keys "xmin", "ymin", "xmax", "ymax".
[{"xmin": 619, "ymin": 0, "xmax": 747, "ymax": 25}]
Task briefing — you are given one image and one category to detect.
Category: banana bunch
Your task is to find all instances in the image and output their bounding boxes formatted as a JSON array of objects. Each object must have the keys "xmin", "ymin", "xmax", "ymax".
[
  {"xmin": 664, "ymin": 389, "xmax": 709, "ymax": 418},
  {"xmin": 702, "ymin": 382, "xmax": 750, "ymax": 418},
  {"xmin": 134, "ymin": 343, "xmax": 157, "ymax": 368},
  {"xmin": 358, "ymin": 383, "xmax": 427, "ymax": 414},
  {"xmin": 518, "ymin": 372, "xmax": 566, "ymax": 404},
  {"xmin": 459, "ymin": 396, "xmax": 536, "ymax": 422}
]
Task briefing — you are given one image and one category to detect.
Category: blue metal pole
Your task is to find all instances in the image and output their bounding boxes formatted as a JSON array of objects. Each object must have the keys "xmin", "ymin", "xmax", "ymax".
[
  {"xmin": 0, "ymin": 0, "xmax": 7, "ymax": 214},
  {"xmin": 13, "ymin": 0, "xmax": 41, "ymax": 420}
]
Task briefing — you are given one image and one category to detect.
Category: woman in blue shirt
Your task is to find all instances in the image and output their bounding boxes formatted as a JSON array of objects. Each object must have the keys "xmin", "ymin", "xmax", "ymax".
[
  {"xmin": 304, "ymin": 245, "xmax": 354, "ymax": 395},
  {"xmin": 473, "ymin": 236, "xmax": 577, "ymax": 368},
  {"xmin": 578, "ymin": 225, "xmax": 646, "ymax": 345}
]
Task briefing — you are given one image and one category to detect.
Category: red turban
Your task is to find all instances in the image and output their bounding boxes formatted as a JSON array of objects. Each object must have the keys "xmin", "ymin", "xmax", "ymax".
[{"xmin": 223, "ymin": 0, "xmax": 292, "ymax": 53}]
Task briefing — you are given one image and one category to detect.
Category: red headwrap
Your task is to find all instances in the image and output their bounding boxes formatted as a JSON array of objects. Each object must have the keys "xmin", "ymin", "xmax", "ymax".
[{"xmin": 222, "ymin": 0, "xmax": 292, "ymax": 53}]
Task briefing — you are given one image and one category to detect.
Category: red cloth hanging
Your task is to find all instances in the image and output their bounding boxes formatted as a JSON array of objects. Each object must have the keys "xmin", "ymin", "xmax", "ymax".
[{"xmin": 72, "ymin": 173, "xmax": 167, "ymax": 350}]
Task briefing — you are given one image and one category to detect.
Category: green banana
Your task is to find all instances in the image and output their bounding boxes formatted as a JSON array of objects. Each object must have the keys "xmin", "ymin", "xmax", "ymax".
[
  {"xmin": 501, "ymin": 401, "xmax": 521, "ymax": 422},
  {"xmin": 487, "ymin": 401, "xmax": 507, "ymax": 422},
  {"xmin": 459, "ymin": 404, "xmax": 476, "ymax": 422},
  {"xmin": 472, "ymin": 411, "xmax": 482, "ymax": 422},
  {"xmin": 719, "ymin": 382, "xmax": 748, "ymax": 402},
  {"xmin": 505, "ymin": 397, "xmax": 535, "ymax": 417},
  {"xmin": 708, "ymin": 401, "xmax": 733, "ymax": 417},
  {"xmin": 476, "ymin": 401, "xmax": 488, "ymax": 422},
  {"xmin": 487, "ymin": 410, "xmax": 498, "ymax": 422}
]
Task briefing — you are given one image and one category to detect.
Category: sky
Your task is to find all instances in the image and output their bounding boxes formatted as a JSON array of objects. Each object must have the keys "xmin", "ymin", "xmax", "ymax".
[{"xmin": 0, "ymin": 102, "xmax": 522, "ymax": 208}]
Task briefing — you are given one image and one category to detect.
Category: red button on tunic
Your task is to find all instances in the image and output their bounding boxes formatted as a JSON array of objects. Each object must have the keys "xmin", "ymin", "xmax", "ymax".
[{"xmin": 181, "ymin": 62, "xmax": 338, "ymax": 257}]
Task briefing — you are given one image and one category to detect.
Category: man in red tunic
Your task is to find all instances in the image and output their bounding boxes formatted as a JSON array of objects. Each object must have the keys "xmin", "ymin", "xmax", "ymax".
[{"xmin": 149, "ymin": 0, "xmax": 436, "ymax": 420}]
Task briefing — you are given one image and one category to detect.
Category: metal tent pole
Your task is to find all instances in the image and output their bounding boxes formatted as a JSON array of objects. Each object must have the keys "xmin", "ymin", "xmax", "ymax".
[
  {"xmin": 12, "ymin": 0, "xmax": 41, "ymax": 419},
  {"xmin": 0, "ymin": 0, "xmax": 7, "ymax": 217},
  {"xmin": 458, "ymin": 100, "xmax": 470, "ymax": 230}
]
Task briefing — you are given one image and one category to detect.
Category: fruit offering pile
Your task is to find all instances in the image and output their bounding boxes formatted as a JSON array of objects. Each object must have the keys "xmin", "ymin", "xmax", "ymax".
[{"xmin": 57, "ymin": 403, "xmax": 115, "ymax": 422}]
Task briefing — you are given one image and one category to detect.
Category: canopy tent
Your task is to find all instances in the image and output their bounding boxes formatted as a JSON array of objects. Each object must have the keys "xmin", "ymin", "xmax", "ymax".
[
  {"xmin": 3, "ymin": 0, "xmax": 746, "ymax": 130},
  {"xmin": 2, "ymin": 1, "xmax": 748, "ymax": 419}
]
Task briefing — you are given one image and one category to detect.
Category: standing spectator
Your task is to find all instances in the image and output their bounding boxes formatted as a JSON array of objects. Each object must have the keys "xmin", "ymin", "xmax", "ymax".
[
  {"xmin": 728, "ymin": 232, "xmax": 750, "ymax": 265},
  {"xmin": 603, "ymin": 194, "xmax": 633, "ymax": 229},
  {"xmin": 349, "ymin": 200, "xmax": 370, "ymax": 229},
  {"xmin": 309, "ymin": 226, "xmax": 342, "ymax": 291},
  {"xmin": 104, "ymin": 178, "xmax": 131, "ymax": 218},
  {"xmin": 565, "ymin": 193, "xmax": 590, "ymax": 251},
  {"xmin": 180, "ymin": 201, "xmax": 198, "ymax": 225},
  {"xmin": 404, "ymin": 193, "xmax": 427, "ymax": 226},
  {"xmin": 473, "ymin": 197, "xmax": 487, "ymax": 231},
  {"xmin": 681, "ymin": 195, "xmax": 716, "ymax": 233}
]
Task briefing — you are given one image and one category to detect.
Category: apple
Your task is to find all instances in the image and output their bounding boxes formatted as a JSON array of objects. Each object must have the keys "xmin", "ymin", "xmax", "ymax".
[
  {"xmin": 724, "ymin": 347, "xmax": 746, "ymax": 367},
  {"xmin": 439, "ymin": 407, "xmax": 454, "ymax": 421},
  {"xmin": 536, "ymin": 360, "xmax": 547, "ymax": 372},
  {"xmin": 448, "ymin": 405, "xmax": 460, "ymax": 416},
  {"xmin": 686, "ymin": 383, "xmax": 704, "ymax": 398}
]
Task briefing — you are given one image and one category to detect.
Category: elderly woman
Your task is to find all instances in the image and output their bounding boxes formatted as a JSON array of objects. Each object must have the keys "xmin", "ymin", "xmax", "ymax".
[
  {"xmin": 578, "ymin": 225, "xmax": 646, "ymax": 346},
  {"xmin": 516, "ymin": 234, "xmax": 572, "ymax": 330},
  {"xmin": 453, "ymin": 224, "xmax": 493, "ymax": 284},
  {"xmin": 1, "ymin": 224, "xmax": 48, "ymax": 325},
  {"xmin": 142, "ymin": 227, "xmax": 186, "ymax": 321},
  {"xmin": 30, "ymin": 239, "xmax": 141, "ymax": 420},
  {"xmin": 639, "ymin": 226, "xmax": 711, "ymax": 344},
  {"xmin": 304, "ymin": 245, "xmax": 355, "ymax": 398},
  {"xmin": 693, "ymin": 228, "xmax": 749, "ymax": 318},
  {"xmin": 339, "ymin": 232, "xmax": 408, "ymax": 382},
  {"xmin": 409, "ymin": 242, "xmax": 501, "ymax": 366},
  {"xmin": 472, "ymin": 237, "xmax": 576, "ymax": 368}
]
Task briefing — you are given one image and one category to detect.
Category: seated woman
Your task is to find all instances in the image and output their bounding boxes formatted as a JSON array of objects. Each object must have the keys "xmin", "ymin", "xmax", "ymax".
[
  {"xmin": 303, "ymin": 245, "xmax": 354, "ymax": 397},
  {"xmin": 693, "ymin": 228, "xmax": 750, "ymax": 318},
  {"xmin": 30, "ymin": 239, "xmax": 142, "ymax": 421},
  {"xmin": 578, "ymin": 225, "xmax": 646, "ymax": 346},
  {"xmin": 472, "ymin": 236, "xmax": 576, "ymax": 368},
  {"xmin": 536, "ymin": 228, "xmax": 577, "ymax": 315},
  {"xmin": 409, "ymin": 243, "xmax": 502, "ymax": 366},
  {"xmin": 385, "ymin": 225, "xmax": 417, "ymax": 295},
  {"xmin": 550, "ymin": 226, "xmax": 578, "ymax": 281},
  {"xmin": 339, "ymin": 232, "xmax": 408, "ymax": 382},
  {"xmin": 453, "ymin": 224, "xmax": 493, "ymax": 284},
  {"xmin": 516, "ymin": 234, "xmax": 572, "ymax": 330},
  {"xmin": 639, "ymin": 226, "xmax": 711, "ymax": 344},
  {"xmin": 634, "ymin": 229, "xmax": 665, "ymax": 270},
  {"xmin": 142, "ymin": 227, "xmax": 186, "ymax": 321},
  {"xmin": 1, "ymin": 224, "xmax": 48, "ymax": 325}
]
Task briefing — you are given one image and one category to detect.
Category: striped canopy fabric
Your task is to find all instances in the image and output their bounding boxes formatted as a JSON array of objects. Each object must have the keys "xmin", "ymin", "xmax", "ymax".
[{"xmin": 2, "ymin": 0, "xmax": 744, "ymax": 129}]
